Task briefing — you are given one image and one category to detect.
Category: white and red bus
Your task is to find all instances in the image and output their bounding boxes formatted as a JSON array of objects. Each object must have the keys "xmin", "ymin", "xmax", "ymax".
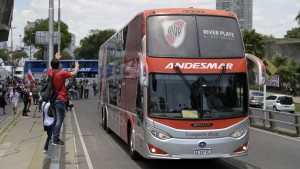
[{"xmin": 98, "ymin": 8, "xmax": 264, "ymax": 160}]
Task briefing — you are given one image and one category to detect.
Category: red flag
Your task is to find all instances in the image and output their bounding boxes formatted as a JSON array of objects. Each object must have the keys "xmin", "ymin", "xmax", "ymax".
[{"xmin": 28, "ymin": 69, "xmax": 35, "ymax": 82}]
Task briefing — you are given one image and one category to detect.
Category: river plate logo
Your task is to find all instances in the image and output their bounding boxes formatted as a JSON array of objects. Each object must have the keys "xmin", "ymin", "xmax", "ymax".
[{"xmin": 162, "ymin": 20, "xmax": 187, "ymax": 48}]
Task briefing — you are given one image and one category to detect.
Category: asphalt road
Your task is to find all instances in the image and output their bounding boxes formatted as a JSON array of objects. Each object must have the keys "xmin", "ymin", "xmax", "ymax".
[{"xmin": 70, "ymin": 98, "xmax": 300, "ymax": 169}]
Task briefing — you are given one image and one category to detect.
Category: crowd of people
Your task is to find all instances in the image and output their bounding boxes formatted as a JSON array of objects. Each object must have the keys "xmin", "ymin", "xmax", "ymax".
[
  {"xmin": 0, "ymin": 52, "xmax": 99, "ymax": 154},
  {"xmin": 0, "ymin": 73, "xmax": 98, "ymax": 116}
]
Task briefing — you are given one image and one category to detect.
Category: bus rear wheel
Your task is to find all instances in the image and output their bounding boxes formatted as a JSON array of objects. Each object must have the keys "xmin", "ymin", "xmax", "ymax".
[{"xmin": 129, "ymin": 129, "xmax": 141, "ymax": 160}]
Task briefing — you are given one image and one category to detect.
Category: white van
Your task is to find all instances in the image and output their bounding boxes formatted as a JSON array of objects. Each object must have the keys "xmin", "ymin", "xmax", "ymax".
[{"xmin": 14, "ymin": 67, "xmax": 24, "ymax": 79}]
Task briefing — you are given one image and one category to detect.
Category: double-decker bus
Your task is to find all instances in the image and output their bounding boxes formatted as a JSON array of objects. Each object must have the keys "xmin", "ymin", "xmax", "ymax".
[
  {"xmin": 98, "ymin": 8, "xmax": 264, "ymax": 160},
  {"xmin": 24, "ymin": 60, "xmax": 98, "ymax": 82}
]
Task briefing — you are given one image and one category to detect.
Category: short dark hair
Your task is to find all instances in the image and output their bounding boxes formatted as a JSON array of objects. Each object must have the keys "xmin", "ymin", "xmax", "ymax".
[{"xmin": 51, "ymin": 58, "xmax": 60, "ymax": 69}]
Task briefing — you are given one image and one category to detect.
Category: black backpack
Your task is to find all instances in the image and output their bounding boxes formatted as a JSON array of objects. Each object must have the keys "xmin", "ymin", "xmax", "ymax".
[{"xmin": 41, "ymin": 70, "xmax": 63, "ymax": 102}]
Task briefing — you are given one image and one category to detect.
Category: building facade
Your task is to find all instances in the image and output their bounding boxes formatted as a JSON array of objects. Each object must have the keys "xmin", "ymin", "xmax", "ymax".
[
  {"xmin": 0, "ymin": 0, "xmax": 14, "ymax": 42},
  {"xmin": 0, "ymin": 41, "xmax": 7, "ymax": 49},
  {"xmin": 265, "ymin": 38, "xmax": 300, "ymax": 63},
  {"xmin": 216, "ymin": 0, "xmax": 253, "ymax": 30}
]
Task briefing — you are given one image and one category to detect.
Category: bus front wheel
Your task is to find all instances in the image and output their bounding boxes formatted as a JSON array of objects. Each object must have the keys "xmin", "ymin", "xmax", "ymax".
[{"xmin": 129, "ymin": 129, "xmax": 140, "ymax": 160}]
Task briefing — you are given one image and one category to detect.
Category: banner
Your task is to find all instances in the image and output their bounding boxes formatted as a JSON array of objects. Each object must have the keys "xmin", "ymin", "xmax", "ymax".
[{"xmin": 266, "ymin": 74, "xmax": 279, "ymax": 87}]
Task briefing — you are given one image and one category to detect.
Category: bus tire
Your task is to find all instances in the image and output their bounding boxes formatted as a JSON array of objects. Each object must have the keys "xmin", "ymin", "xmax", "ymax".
[
  {"xmin": 102, "ymin": 111, "xmax": 111, "ymax": 133},
  {"xmin": 129, "ymin": 128, "xmax": 141, "ymax": 160}
]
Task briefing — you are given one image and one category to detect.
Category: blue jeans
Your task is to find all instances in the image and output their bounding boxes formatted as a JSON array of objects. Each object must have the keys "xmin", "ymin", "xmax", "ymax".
[{"xmin": 52, "ymin": 100, "xmax": 66, "ymax": 142}]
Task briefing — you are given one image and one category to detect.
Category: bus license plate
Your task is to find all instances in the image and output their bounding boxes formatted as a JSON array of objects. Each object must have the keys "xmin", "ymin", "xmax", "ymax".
[{"xmin": 193, "ymin": 148, "xmax": 211, "ymax": 155}]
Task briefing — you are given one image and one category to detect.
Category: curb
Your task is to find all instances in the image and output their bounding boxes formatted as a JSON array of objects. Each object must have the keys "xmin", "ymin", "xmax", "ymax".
[{"xmin": 43, "ymin": 123, "xmax": 65, "ymax": 169}]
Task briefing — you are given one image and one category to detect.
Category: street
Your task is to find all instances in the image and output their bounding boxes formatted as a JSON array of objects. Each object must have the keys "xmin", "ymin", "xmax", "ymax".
[{"xmin": 70, "ymin": 98, "xmax": 300, "ymax": 169}]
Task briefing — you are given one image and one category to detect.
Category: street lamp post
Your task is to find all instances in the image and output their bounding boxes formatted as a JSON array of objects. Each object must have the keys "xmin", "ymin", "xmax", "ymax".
[
  {"xmin": 58, "ymin": 0, "xmax": 61, "ymax": 53},
  {"xmin": 19, "ymin": 35, "xmax": 21, "ymax": 50},
  {"xmin": 29, "ymin": 33, "xmax": 35, "ymax": 60},
  {"xmin": 48, "ymin": 0, "xmax": 54, "ymax": 69},
  {"xmin": 10, "ymin": 26, "xmax": 16, "ymax": 78}
]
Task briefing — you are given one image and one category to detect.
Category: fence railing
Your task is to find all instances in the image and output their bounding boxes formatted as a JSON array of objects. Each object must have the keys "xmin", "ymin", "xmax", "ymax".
[{"xmin": 249, "ymin": 107, "xmax": 300, "ymax": 137}]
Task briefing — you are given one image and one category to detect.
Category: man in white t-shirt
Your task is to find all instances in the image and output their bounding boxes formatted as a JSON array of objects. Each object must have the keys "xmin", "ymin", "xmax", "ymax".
[
  {"xmin": 10, "ymin": 88, "xmax": 20, "ymax": 115},
  {"xmin": 42, "ymin": 102, "xmax": 54, "ymax": 153}
]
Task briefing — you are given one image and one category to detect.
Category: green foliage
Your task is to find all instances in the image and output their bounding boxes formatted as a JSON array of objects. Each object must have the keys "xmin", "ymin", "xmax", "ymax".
[
  {"xmin": 33, "ymin": 50, "xmax": 71, "ymax": 60},
  {"xmin": 284, "ymin": 27, "xmax": 300, "ymax": 38},
  {"xmin": 23, "ymin": 18, "xmax": 72, "ymax": 57},
  {"xmin": 74, "ymin": 29, "xmax": 116, "ymax": 59},
  {"xmin": 242, "ymin": 29, "xmax": 265, "ymax": 58},
  {"xmin": 272, "ymin": 53, "xmax": 300, "ymax": 88},
  {"xmin": 261, "ymin": 34, "xmax": 275, "ymax": 40},
  {"xmin": 61, "ymin": 51, "xmax": 72, "ymax": 60},
  {"xmin": 12, "ymin": 51, "xmax": 28, "ymax": 60},
  {"xmin": 33, "ymin": 50, "xmax": 44, "ymax": 60},
  {"xmin": 296, "ymin": 10, "xmax": 300, "ymax": 25},
  {"xmin": 0, "ymin": 49, "xmax": 10, "ymax": 61}
]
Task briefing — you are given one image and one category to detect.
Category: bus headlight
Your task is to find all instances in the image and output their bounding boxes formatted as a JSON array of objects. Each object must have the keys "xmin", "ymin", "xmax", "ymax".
[
  {"xmin": 145, "ymin": 123, "xmax": 171, "ymax": 140},
  {"xmin": 231, "ymin": 125, "xmax": 248, "ymax": 138}
]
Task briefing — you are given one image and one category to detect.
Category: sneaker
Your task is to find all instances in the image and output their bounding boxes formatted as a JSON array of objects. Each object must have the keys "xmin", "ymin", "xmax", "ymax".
[
  {"xmin": 52, "ymin": 140, "xmax": 64, "ymax": 146},
  {"xmin": 43, "ymin": 150, "xmax": 47, "ymax": 154}
]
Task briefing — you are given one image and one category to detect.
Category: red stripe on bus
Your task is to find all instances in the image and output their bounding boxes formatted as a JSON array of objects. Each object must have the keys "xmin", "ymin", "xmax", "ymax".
[{"xmin": 149, "ymin": 116, "xmax": 247, "ymax": 130}]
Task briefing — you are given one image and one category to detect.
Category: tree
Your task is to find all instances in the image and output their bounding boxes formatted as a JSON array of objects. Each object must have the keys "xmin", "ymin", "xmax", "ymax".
[
  {"xmin": 242, "ymin": 29, "xmax": 265, "ymax": 58},
  {"xmin": 74, "ymin": 29, "xmax": 116, "ymax": 59},
  {"xmin": 284, "ymin": 27, "xmax": 300, "ymax": 38},
  {"xmin": 295, "ymin": 10, "xmax": 300, "ymax": 25},
  {"xmin": 23, "ymin": 18, "xmax": 72, "ymax": 59},
  {"xmin": 272, "ymin": 54, "xmax": 300, "ymax": 89},
  {"xmin": 286, "ymin": 58, "xmax": 299, "ymax": 86},
  {"xmin": 272, "ymin": 53, "xmax": 288, "ymax": 88},
  {"xmin": 12, "ymin": 51, "xmax": 28, "ymax": 61},
  {"xmin": 243, "ymin": 29, "xmax": 266, "ymax": 87},
  {"xmin": 34, "ymin": 50, "xmax": 71, "ymax": 60},
  {"xmin": 0, "ymin": 49, "xmax": 9, "ymax": 61}
]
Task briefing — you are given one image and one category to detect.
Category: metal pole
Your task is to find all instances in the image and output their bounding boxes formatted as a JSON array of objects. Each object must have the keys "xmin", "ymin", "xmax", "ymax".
[
  {"xmin": 10, "ymin": 27, "xmax": 16, "ymax": 78},
  {"xmin": 48, "ymin": 0, "xmax": 54, "ymax": 69},
  {"xmin": 58, "ymin": 0, "xmax": 61, "ymax": 53},
  {"xmin": 10, "ymin": 27, "xmax": 13, "ymax": 53},
  {"xmin": 19, "ymin": 35, "xmax": 21, "ymax": 50},
  {"xmin": 30, "ymin": 35, "xmax": 32, "ymax": 60}
]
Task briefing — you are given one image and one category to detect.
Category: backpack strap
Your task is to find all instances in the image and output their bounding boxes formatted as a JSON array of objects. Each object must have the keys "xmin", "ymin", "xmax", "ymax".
[
  {"xmin": 42, "ymin": 102, "xmax": 47, "ymax": 122},
  {"xmin": 50, "ymin": 69, "xmax": 64, "ymax": 93},
  {"xmin": 51, "ymin": 70, "xmax": 64, "ymax": 95}
]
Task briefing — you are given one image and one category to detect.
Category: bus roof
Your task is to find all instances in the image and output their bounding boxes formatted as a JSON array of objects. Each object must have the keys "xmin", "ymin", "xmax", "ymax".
[
  {"xmin": 24, "ymin": 60, "xmax": 98, "ymax": 62},
  {"xmin": 142, "ymin": 8, "xmax": 237, "ymax": 19}
]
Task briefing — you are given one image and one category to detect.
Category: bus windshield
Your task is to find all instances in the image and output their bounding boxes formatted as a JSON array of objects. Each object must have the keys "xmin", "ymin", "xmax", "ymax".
[
  {"xmin": 147, "ymin": 15, "xmax": 244, "ymax": 58},
  {"xmin": 148, "ymin": 73, "xmax": 248, "ymax": 119}
]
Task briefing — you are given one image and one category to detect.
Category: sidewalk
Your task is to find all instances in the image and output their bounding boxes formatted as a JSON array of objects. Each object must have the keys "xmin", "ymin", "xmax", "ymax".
[{"xmin": 0, "ymin": 105, "xmax": 46, "ymax": 169}]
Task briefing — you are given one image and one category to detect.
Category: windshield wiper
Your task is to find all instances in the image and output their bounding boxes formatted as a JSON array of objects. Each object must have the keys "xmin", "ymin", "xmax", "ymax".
[
  {"xmin": 210, "ymin": 66, "xmax": 227, "ymax": 97},
  {"xmin": 173, "ymin": 66, "xmax": 198, "ymax": 96}
]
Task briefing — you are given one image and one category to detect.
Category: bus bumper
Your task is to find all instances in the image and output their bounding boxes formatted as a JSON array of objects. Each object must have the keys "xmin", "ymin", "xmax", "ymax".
[{"xmin": 142, "ymin": 131, "xmax": 249, "ymax": 159}]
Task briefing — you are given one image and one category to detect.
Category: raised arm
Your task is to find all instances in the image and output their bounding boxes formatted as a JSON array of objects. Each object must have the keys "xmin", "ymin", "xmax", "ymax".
[{"xmin": 70, "ymin": 61, "xmax": 79, "ymax": 76}]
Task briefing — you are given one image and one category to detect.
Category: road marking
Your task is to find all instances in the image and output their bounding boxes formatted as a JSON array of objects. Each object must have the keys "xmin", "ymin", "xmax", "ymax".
[
  {"xmin": 250, "ymin": 127, "xmax": 300, "ymax": 142},
  {"xmin": 73, "ymin": 109, "xmax": 94, "ymax": 169}
]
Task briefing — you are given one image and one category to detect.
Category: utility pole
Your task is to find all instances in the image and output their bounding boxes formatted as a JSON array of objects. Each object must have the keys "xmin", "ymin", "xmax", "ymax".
[
  {"xmin": 10, "ymin": 26, "xmax": 16, "ymax": 78},
  {"xmin": 48, "ymin": 0, "xmax": 54, "ymax": 69},
  {"xmin": 58, "ymin": 0, "xmax": 61, "ymax": 53}
]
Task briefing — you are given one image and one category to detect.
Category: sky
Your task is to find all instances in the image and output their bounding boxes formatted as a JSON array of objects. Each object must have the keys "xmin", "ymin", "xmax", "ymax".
[{"xmin": 7, "ymin": 0, "xmax": 300, "ymax": 48}]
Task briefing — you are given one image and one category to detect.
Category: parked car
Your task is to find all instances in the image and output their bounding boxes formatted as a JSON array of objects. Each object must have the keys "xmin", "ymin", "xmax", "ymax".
[
  {"xmin": 249, "ymin": 91, "xmax": 264, "ymax": 108},
  {"xmin": 265, "ymin": 94, "xmax": 295, "ymax": 113}
]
